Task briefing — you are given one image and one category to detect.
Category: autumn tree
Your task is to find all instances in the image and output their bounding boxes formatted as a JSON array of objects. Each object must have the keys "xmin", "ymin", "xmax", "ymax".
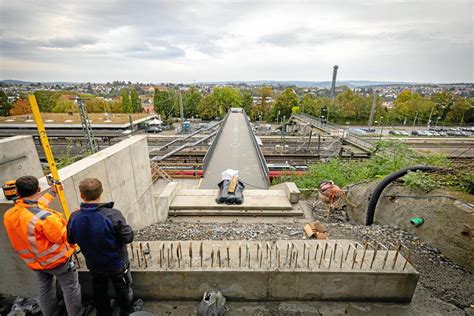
[
  {"xmin": 240, "ymin": 90, "xmax": 253, "ymax": 116},
  {"xmin": 197, "ymin": 95, "xmax": 219, "ymax": 120},
  {"xmin": 259, "ymin": 86, "xmax": 273, "ymax": 113},
  {"xmin": 130, "ymin": 88, "xmax": 142, "ymax": 113},
  {"xmin": 34, "ymin": 91, "xmax": 61, "ymax": 112},
  {"xmin": 120, "ymin": 89, "xmax": 132, "ymax": 113},
  {"xmin": 392, "ymin": 90, "xmax": 434, "ymax": 124},
  {"xmin": 445, "ymin": 97, "xmax": 472, "ymax": 124},
  {"xmin": 0, "ymin": 90, "xmax": 11, "ymax": 116},
  {"xmin": 209, "ymin": 87, "xmax": 242, "ymax": 115},
  {"xmin": 10, "ymin": 98, "xmax": 32, "ymax": 115},
  {"xmin": 153, "ymin": 88, "xmax": 177, "ymax": 120},
  {"xmin": 431, "ymin": 91, "xmax": 456, "ymax": 121},
  {"xmin": 182, "ymin": 87, "xmax": 202, "ymax": 118},
  {"xmin": 85, "ymin": 98, "xmax": 109, "ymax": 113},
  {"xmin": 270, "ymin": 88, "xmax": 299, "ymax": 121},
  {"xmin": 52, "ymin": 96, "xmax": 77, "ymax": 113},
  {"xmin": 109, "ymin": 99, "xmax": 122, "ymax": 113},
  {"xmin": 300, "ymin": 94, "xmax": 318, "ymax": 115},
  {"xmin": 291, "ymin": 106, "xmax": 301, "ymax": 114}
]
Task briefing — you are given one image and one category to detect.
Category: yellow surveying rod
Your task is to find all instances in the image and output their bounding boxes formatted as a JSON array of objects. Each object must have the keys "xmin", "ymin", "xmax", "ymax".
[{"xmin": 28, "ymin": 95, "xmax": 71, "ymax": 219}]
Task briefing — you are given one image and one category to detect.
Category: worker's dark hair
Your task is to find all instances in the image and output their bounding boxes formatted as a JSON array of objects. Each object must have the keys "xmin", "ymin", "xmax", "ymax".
[
  {"xmin": 15, "ymin": 176, "xmax": 39, "ymax": 198},
  {"xmin": 79, "ymin": 178, "xmax": 103, "ymax": 201}
]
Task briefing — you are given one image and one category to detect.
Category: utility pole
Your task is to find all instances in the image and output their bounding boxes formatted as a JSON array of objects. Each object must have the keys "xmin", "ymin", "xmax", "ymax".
[
  {"xmin": 179, "ymin": 90, "xmax": 184, "ymax": 122},
  {"xmin": 427, "ymin": 107, "xmax": 434, "ymax": 128},
  {"xmin": 77, "ymin": 97, "xmax": 98, "ymax": 153},
  {"xmin": 412, "ymin": 111, "xmax": 418, "ymax": 127},
  {"xmin": 368, "ymin": 94, "xmax": 377, "ymax": 129}
]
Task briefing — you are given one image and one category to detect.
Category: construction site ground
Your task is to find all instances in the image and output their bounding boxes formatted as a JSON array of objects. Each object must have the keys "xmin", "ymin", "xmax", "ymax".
[{"xmin": 134, "ymin": 199, "xmax": 474, "ymax": 316}]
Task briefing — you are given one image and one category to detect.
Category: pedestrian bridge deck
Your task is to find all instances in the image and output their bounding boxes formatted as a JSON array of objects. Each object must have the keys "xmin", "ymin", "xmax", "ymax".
[{"xmin": 199, "ymin": 110, "xmax": 268, "ymax": 189}]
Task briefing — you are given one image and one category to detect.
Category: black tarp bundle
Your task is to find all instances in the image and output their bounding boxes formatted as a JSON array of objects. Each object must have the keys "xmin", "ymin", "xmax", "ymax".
[{"xmin": 215, "ymin": 179, "xmax": 245, "ymax": 205}]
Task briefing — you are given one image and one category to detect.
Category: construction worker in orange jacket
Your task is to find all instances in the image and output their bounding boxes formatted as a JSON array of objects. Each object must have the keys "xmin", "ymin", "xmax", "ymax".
[{"xmin": 3, "ymin": 176, "xmax": 87, "ymax": 315}]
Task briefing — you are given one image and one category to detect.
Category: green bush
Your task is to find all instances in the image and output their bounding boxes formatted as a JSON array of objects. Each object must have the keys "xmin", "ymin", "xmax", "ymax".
[
  {"xmin": 403, "ymin": 171, "xmax": 439, "ymax": 192},
  {"xmin": 277, "ymin": 140, "xmax": 474, "ymax": 195}
]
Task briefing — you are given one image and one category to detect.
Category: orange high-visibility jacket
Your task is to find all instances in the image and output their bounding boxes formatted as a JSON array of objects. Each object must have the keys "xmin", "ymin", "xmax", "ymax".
[{"xmin": 3, "ymin": 191, "xmax": 74, "ymax": 270}]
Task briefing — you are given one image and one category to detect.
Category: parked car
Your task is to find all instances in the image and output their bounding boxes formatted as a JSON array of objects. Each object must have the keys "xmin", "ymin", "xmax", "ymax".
[
  {"xmin": 146, "ymin": 126, "xmax": 162, "ymax": 133},
  {"xmin": 389, "ymin": 130, "xmax": 410, "ymax": 136},
  {"xmin": 348, "ymin": 128, "xmax": 367, "ymax": 136},
  {"xmin": 446, "ymin": 130, "xmax": 462, "ymax": 137},
  {"xmin": 411, "ymin": 130, "xmax": 420, "ymax": 136}
]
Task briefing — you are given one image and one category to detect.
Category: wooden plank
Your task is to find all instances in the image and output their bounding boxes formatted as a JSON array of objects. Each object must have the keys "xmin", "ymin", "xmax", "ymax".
[{"xmin": 228, "ymin": 176, "xmax": 238, "ymax": 193}]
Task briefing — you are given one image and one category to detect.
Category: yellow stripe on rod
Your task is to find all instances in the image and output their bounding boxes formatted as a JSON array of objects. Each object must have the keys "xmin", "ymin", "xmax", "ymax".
[{"xmin": 28, "ymin": 95, "xmax": 71, "ymax": 219}]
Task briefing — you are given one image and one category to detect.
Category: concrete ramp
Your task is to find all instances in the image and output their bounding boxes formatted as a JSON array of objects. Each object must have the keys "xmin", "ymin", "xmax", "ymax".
[{"xmin": 200, "ymin": 109, "xmax": 269, "ymax": 189}]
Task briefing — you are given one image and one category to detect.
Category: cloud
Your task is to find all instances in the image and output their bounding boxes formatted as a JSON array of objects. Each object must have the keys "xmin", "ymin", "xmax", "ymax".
[{"xmin": 0, "ymin": 0, "xmax": 472, "ymax": 82}]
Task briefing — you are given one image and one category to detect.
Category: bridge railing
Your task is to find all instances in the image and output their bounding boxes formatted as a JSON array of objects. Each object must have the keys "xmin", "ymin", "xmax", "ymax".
[
  {"xmin": 296, "ymin": 112, "xmax": 374, "ymax": 152},
  {"xmin": 345, "ymin": 133, "xmax": 374, "ymax": 151},
  {"xmin": 243, "ymin": 109, "xmax": 270, "ymax": 187},
  {"xmin": 202, "ymin": 111, "xmax": 230, "ymax": 172}
]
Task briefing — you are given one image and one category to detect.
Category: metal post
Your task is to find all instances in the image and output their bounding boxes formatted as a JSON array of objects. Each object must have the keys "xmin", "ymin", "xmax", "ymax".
[
  {"xmin": 368, "ymin": 95, "xmax": 377, "ymax": 129},
  {"xmin": 77, "ymin": 98, "xmax": 98, "ymax": 153}
]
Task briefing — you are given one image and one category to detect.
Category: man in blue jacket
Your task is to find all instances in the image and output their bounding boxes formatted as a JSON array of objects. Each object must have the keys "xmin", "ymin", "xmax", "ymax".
[{"xmin": 67, "ymin": 178, "xmax": 139, "ymax": 316}]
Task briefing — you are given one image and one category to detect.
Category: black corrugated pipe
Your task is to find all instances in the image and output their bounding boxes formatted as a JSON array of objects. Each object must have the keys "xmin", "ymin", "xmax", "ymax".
[{"xmin": 365, "ymin": 165, "xmax": 440, "ymax": 226}]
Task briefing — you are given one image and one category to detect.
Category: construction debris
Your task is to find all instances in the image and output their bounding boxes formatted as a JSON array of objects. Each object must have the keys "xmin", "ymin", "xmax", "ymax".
[{"xmin": 304, "ymin": 221, "xmax": 328, "ymax": 239}]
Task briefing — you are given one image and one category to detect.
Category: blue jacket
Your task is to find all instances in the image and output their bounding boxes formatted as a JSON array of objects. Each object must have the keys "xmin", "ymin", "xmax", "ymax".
[{"xmin": 67, "ymin": 202, "xmax": 134, "ymax": 274}]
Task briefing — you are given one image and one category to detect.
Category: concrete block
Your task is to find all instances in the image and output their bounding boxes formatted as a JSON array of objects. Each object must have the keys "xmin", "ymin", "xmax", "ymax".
[
  {"xmin": 137, "ymin": 187, "xmax": 158, "ymax": 227},
  {"xmin": 155, "ymin": 182, "xmax": 179, "ymax": 222},
  {"xmin": 129, "ymin": 139, "xmax": 153, "ymax": 198},
  {"xmin": 270, "ymin": 182, "xmax": 300, "ymax": 204},
  {"xmin": 75, "ymin": 240, "xmax": 419, "ymax": 303},
  {"xmin": 103, "ymin": 147, "xmax": 138, "ymax": 226}
]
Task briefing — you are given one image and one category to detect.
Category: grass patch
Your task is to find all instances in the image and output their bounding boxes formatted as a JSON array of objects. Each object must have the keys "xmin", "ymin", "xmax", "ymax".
[{"xmin": 276, "ymin": 140, "xmax": 472, "ymax": 195}]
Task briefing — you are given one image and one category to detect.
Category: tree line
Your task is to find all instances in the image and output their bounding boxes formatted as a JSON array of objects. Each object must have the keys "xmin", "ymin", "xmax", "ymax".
[
  {"xmin": 1, "ymin": 86, "xmax": 473, "ymax": 126},
  {"xmin": 0, "ymin": 88, "xmax": 144, "ymax": 116}
]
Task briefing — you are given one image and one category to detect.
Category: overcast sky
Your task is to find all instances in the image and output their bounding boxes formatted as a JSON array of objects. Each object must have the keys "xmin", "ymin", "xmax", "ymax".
[{"xmin": 0, "ymin": 0, "xmax": 472, "ymax": 83}]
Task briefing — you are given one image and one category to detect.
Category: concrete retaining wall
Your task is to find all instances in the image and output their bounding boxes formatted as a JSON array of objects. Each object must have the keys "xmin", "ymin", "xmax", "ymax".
[
  {"xmin": 346, "ymin": 181, "xmax": 474, "ymax": 271},
  {"xmin": 0, "ymin": 136, "xmax": 156, "ymax": 297},
  {"xmin": 0, "ymin": 136, "xmax": 43, "ymax": 186},
  {"xmin": 0, "ymin": 136, "xmax": 45, "ymax": 297},
  {"xmin": 77, "ymin": 270, "xmax": 418, "ymax": 303},
  {"xmin": 36, "ymin": 135, "xmax": 157, "ymax": 230},
  {"xmin": 75, "ymin": 240, "xmax": 418, "ymax": 303}
]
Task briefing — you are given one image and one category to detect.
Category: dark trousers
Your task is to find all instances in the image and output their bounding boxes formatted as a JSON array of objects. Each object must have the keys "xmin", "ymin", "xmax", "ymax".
[
  {"xmin": 35, "ymin": 260, "xmax": 84, "ymax": 316},
  {"xmin": 91, "ymin": 267, "xmax": 133, "ymax": 316}
]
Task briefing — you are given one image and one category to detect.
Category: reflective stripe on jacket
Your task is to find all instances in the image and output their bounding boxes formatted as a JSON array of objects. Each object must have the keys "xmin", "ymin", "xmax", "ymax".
[{"xmin": 3, "ymin": 197, "xmax": 74, "ymax": 270}]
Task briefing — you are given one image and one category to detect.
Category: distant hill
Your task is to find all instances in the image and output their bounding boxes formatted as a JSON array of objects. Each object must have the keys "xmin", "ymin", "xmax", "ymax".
[
  {"xmin": 197, "ymin": 80, "xmax": 415, "ymax": 88},
  {"xmin": 1, "ymin": 80, "xmax": 78, "ymax": 85},
  {"xmin": 3, "ymin": 79, "xmax": 469, "ymax": 88}
]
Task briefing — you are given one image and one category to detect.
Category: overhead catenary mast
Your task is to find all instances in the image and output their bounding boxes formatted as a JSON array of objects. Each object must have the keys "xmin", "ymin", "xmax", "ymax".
[
  {"xmin": 368, "ymin": 94, "xmax": 377, "ymax": 129},
  {"xmin": 77, "ymin": 97, "xmax": 98, "ymax": 153}
]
